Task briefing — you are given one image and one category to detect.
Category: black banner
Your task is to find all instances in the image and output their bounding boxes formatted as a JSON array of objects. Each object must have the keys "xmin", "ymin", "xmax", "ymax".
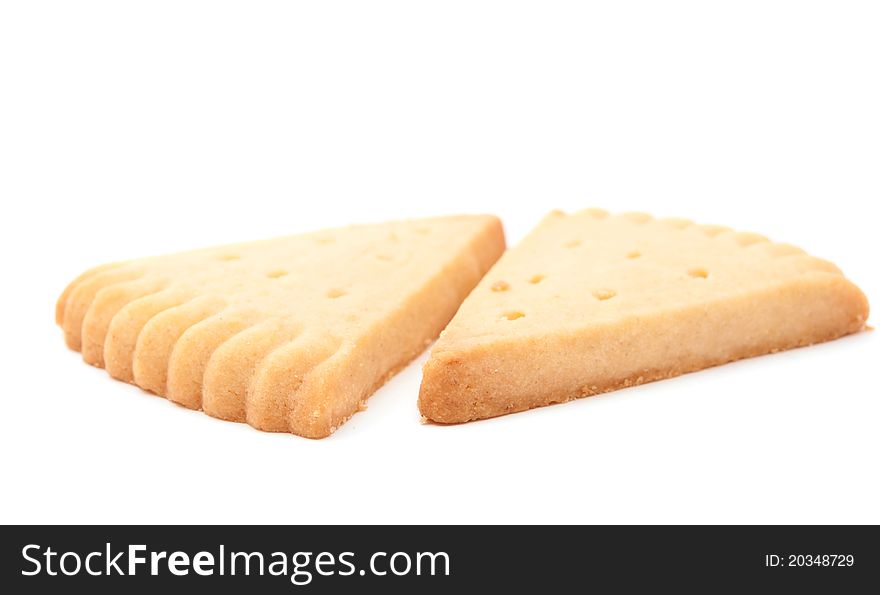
[{"xmin": 2, "ymin": 526, "xmax": 877, "ymax": 592}]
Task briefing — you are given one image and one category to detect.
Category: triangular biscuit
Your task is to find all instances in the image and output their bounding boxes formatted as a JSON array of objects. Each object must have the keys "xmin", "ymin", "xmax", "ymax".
[
  {"xmin": 57, "ymin": 215, "xmax": 504, "ymax": 438},
  {"xmin": 419, "ymin": 210, "xmax": 868, "ymax": 423}
]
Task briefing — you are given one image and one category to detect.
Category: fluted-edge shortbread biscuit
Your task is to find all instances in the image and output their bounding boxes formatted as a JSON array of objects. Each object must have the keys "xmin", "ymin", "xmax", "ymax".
[
  {"xmin": 419, "ymin": 209, "xmax": 869, "ymax": 424},
  {"xmin": 57, "ymin": 215, "xmax": 505, "ymax": 438}
]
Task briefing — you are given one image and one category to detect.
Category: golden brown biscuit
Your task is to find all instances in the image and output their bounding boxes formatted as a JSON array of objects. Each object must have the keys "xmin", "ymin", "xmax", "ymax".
[
  {"xmin": 419, "ymin": 209, "xmax": 869, "ymax": 423},
  {"xmin": 58, "ymin": 215, "xmax": 505, "ymax": 438}
]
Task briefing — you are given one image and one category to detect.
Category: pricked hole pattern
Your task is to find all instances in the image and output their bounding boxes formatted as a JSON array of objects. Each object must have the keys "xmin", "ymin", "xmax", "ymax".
[
  {"xmin": 564, "ymin": 240, "xmax": 582, "ymax": 248},
  {"xmin": 593, "ymin": 289, "xmax": 617, "ymax": 301},
  {"xmin": 528, "ymin": 275, "xmax": 545, "ymax": 284},
  {"xmin": 698, "ymin": 225, "xmax": 728, "ymax": 238},
  {"xmin": 626, "ymin": 251, "xmax": 641, "ymax": 259},
  {"xmin": 582, "ymin": 208, "xmax": 609, "ymax": 219},
  {"xmin": 218, "ymin": 255, "xmax": 240, "ymax": 261},
  {"xmin": 688, "ymin": 268, "xmax": 709, "ymax": 279},
  {"xmin": 734, "ymin": 233, "xmax": 767, "ymax": 247},
  {"xmin": 266, "ymin": 270, "xmax": 288, "ymax": 279},
  {"xmin": 624, "ymin": 212, "xmax": 652, "ymax": 224},
  {"xmin": 326, "ymin": 288, "xmax": 347, "ymax": 298},
  {"xmin": 491, "ymin": 280, "xmax": 510, "ymax": 292},
  {"xmin": 502, "ymin": 311, "xmax": 525, "ymax": 320}
]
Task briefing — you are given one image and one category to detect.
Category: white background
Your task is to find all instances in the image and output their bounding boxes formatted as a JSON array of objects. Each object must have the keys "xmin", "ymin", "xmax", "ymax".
[{"xmin": 1, "ymin": 1, "xmax": 878, "ymax": 524}]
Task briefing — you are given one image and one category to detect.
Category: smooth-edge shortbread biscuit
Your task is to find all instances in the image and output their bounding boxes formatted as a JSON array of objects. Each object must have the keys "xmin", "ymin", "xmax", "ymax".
[
  {"xmin": 419, "ymin": 209, "xmax": 869, "ymax": 423},
  {"xmin": 58, "ymin": 215, "xmax": 505, "ymax": 438}
]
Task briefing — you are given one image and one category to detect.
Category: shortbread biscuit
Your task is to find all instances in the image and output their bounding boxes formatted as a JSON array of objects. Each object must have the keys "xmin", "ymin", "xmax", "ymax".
[
  {"xmin": 57, "ymin": 215, "xmax": 505, "ymax": 438},
  {"xmin": 419, "ymin": 210, "xmax": 869, "ymax": 423}
]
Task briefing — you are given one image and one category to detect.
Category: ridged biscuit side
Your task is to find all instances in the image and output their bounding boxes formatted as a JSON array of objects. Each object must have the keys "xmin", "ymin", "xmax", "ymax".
[
  {"xmin": 165, "ymin": 310, "xmax": 263, "ymax": 409},
  {"xmin": 132, "ymin": 297, "xmax": 227, "ymax": 395},
  {"xmin": 104, "ymin": 290, "xmax": 195, "ymax": 382},
  {"xmin": 200, "ymin": 318, "xmax": 303, "ymax": 422},
  {"xmin": 82, "ymin": 278, "xmax": 167, "ymax": 366},
  {"xmin": 58, "ymin": 215, "xmax": 507, "ymax": 438}
]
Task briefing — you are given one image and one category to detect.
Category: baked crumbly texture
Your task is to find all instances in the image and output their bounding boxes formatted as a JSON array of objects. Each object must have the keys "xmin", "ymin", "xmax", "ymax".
[
  {"xmin": 419, "ymin": 209, "xmax": 869, "ymax": 424},
  {"xmin": 57, "ymin": 215, "xmax": 505, "ymax": 438}
]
